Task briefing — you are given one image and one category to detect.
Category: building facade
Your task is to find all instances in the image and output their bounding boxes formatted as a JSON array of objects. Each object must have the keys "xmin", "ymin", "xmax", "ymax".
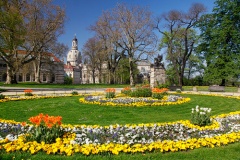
[
  {"xmin": 0, "ymin": 36, "xmax": 166, "ymax": 85},
  {"xmin": 0, "ymin": 51, "xmax": 64, "ymax": 83}
]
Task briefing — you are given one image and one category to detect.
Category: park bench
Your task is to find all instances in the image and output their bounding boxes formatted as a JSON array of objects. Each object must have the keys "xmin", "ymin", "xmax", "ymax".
[{"xmin": 209, "ymin": 85, "xmax": 225, "ymax": 92}]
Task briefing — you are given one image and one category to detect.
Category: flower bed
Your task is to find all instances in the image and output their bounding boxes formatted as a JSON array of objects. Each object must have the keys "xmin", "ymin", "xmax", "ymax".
[
  {"xmin": 0, "ymin": 94, "xmax": 78, "ymax": 103},
  {"xmin": 80, "ymin": 95, "xmax": 191, "ymax": 107},
  {"xmin": 0, "ymin": 91, "xmax": 239, "ymax": 156},
  {"xmin": 0, "ymin": 111, "xmax": 239, "ymax": 156}
]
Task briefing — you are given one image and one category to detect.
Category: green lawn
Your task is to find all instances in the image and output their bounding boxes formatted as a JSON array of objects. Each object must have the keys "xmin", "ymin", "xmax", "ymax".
[
  {"xmin": 0, "ymin": 94, "xmax": 240, "ymax": 159},
  {"xmin": 0, "ymin": 94, "xmax": 239, "ymax": 125}
]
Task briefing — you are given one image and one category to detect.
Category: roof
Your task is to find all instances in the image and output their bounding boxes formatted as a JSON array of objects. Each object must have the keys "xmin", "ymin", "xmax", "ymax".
[
  {"xmin": 137, "ymin": 59, "xmax": 151, "ymax": 66},
  {"xmin": 3, "ymin": 50, "xmax": 62, "ymax": 62},
  {"xmin": 64, "ymin": 64, "xmax": 74, "ymax": 70}
]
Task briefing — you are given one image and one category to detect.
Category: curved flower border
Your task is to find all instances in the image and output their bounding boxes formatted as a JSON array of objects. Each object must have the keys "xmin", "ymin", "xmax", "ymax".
[
  {"xmin": 79, "ymin": 96, "xmax": 191, "ymax": 107},
  {"xmin": 0, "ymin": 92, "xmax": 239, "ymax": 156},
  {"xmin": 0, "ymin": 111, "xmax": 239, "ymax": 156}
]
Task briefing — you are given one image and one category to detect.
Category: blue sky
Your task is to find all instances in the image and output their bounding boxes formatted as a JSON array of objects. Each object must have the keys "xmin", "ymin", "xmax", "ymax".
[{"xmin": 53, "ymin": 0, "xmax": 216, "ymax": 53}]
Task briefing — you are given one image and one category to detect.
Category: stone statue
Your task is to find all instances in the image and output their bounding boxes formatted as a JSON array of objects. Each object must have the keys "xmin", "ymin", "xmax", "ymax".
[{"xmin": 153, "ymin": 54, "xmax": 164, "ymax": 68}]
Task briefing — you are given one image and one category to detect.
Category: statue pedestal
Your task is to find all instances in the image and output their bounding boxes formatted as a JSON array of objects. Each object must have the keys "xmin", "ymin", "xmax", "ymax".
[{"xmin": 150, "ymin": 66, "xmax": 166, "ymax": 88}]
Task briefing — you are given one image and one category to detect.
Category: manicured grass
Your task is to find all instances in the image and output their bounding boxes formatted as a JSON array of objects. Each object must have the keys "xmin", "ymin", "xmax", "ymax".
[
  {"xmin": 0, "ymin": 94, "xmax": 239, "ymax": 125},
  {"xmin": 0, "ymin": 94, "xmax": 239, "ymax": 159}
]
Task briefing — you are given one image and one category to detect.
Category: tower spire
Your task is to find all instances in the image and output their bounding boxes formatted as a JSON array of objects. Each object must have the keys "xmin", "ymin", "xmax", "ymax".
[{"xmin": 72, "ymin": 34, "xmax": 78, "ymax": 50}]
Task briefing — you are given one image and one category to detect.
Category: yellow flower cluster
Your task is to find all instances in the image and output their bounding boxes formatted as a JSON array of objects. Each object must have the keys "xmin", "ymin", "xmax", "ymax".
[
  {"xmin": 1, "ymin": 131, "xmax": 239, "ymax": 156},
  {"xmin": 1, "ymin": 111, "xmax": 240, "ymax": 156},
  {"xmin": 0, "ymin": 94, "xmax": 80, "ymax": 103},
  {"xmin": 79, "ymin": 97, "xmax": 191, "ymax": 107}
]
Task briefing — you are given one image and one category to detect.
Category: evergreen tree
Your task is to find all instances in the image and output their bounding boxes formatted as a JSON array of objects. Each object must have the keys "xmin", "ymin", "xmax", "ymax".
[{"xmin": 198, "ymin": 0, "xmax": 240, "ymax": 86}]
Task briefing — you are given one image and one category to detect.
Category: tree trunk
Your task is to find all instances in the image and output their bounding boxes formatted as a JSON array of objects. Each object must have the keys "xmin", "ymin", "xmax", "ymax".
[
  {"xmin": 220, "ymin": 79, "xmax": 226, "ymax": 86},
  {"xmin": 33, "ymin": 61, "xmax": 41, "ymax": 83},
  {"xmin": 98, "ymin": 68, "xmax": 102, "ymax": 83},
  {"xmin": 109, "ymin": 72, "xmax": 115, "ymax": 84},
  {"xmin": 129, "ymin": 57, "xmax": 135, "ymax": 86},
  {"xmin": 92, "ymin": 70, "xmax": 95, "ymax": 84},
  {"xmin": 5, "ymin": 66, "xmax": 17, "ymax": 84}
]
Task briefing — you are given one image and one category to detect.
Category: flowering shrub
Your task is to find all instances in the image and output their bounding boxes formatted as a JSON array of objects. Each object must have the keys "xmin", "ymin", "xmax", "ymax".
[
  {"xmin": 152, "ymin": 88, "xmax": 168, "ymax": 100},
  {"xmin": 24, "ymin": 89, "xmax": 33, "ymax": 96},
  {"xmin": 191, "ymin": 105, "xmax": 212, "ymax": 126},
  {"xmin": 105, "ymin": 88, "xmax": 116, "ymax": 98},
  {"xmin": 130, "ymin": 85, "xmax": 152, "ymax": 97},
  {"xmin": 25, "ymin": 113, "xmax": 64, "ymax": 144},
  {"xmin": 121, "ymin": 86, "xmax": 132, "ymax": 96}
]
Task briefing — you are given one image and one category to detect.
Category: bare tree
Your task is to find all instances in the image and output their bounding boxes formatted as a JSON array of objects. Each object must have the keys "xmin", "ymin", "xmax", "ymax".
[
  {"xmin": 90, "ymin": 4, "xmax": 157, "ymax": 86},
  {"xmin": 90, "ymin": 11, "xmax": 124, "ymax": 84},
  {"xmin": 24, "ymin": 0, "xmax": 66, "ymax": 83},
  {"xmin": 0, "ymin": 0, "xmax": 66, "ymax": 84},
  {"xmin": 0, "ymin": 0, "xmax": 27, "ymax": 84},
  {"xmin": 156, "ymin": 3, "xmax": 206, "ymax": 86},
  {"xmin": 113, "ymin": 4, "xmax": 157, "ymax": 86},
  {"xmin": 82, "ymin": 37, "xmax": 103, "ymax": 84}
]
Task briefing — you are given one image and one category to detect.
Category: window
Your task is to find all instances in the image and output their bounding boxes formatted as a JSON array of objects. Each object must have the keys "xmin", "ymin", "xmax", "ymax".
[
  {"xmin": 51, "ymin": 74, "xmax": 55, "ymax": 82},
  {"xmin": 26, "ymin": 73, "xmax": 30, "ymax": 81},
  {"xmin": 43, "ymin": 74, "xmax": 46, "ymax": 81},
  {"xmin": 1, "ymin": 73, "xmax": 7, "ymax": 82},
  {"xmin": 18, "ymin": 74, "xmax": 22, "ymax": 82}
]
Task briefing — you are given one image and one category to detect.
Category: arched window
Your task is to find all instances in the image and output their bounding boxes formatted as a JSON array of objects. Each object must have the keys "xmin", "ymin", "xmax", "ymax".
[
  {"xmin": 26, "ymin": 73, "xmax": 30, "ymax": 81},
  {"xmin": 18, "ymin": 74, "xmax": 22, "ymax": 82},
  {"xmin": 32, "ymin": 75, "xmax": 35, "ymax": 81},
  {"xmin": 1, "ymin": 73, "xmax": 7, "ymax": 82},
  {"xmin": 51, "ymin": 74, "xmax": 55, "ymax": 83},
  {"xmin": 141, "ymin": 67, "xmax": 145, "ymax": 72},
  {"xmin": 43, "ymin": 74, "xmax": 46, "ymax": 81}
]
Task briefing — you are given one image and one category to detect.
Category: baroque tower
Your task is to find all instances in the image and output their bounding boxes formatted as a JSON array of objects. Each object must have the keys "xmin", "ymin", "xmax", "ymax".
[{"xmin": 67, "ymin": 35, "xmax": 81, "ymax": 66}]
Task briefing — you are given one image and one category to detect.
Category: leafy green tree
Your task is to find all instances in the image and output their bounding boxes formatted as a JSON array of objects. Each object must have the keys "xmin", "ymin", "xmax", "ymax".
[
  {"xmin": 185, "ymin": 54, "xmax": 205, "ymax": 81},
  {"xmin": 198, "ymin": 0, "xmax": 240, "ymax": 86}
]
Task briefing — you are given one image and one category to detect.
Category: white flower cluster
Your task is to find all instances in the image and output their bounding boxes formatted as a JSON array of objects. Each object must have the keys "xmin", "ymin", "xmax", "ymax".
[
  {"xmin": 192, "ymin": 105, "xmax": 211, "ymax": 114},
  {"xmin": 85, "ymin": 95, "xmax": 183, "ymax": 104},
  {"xmin": 67, "ymin": 114, "xmax": 239, "ymax": 146}
]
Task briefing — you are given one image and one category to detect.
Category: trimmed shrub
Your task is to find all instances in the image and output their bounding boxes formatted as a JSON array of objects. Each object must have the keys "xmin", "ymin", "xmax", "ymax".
[
  {"xmin": 130, "ymin": 85, "xmax": 152, "ymax": 97},
  {"xmin": 0, "ymin": 94, "xmax": 5, "ymax": 99}
]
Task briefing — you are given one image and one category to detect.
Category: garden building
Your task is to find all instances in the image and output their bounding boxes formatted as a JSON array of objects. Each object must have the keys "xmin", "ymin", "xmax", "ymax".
[{"xmin": 0, "ymin": 50, "xmax": 64, "ymax": 83}]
